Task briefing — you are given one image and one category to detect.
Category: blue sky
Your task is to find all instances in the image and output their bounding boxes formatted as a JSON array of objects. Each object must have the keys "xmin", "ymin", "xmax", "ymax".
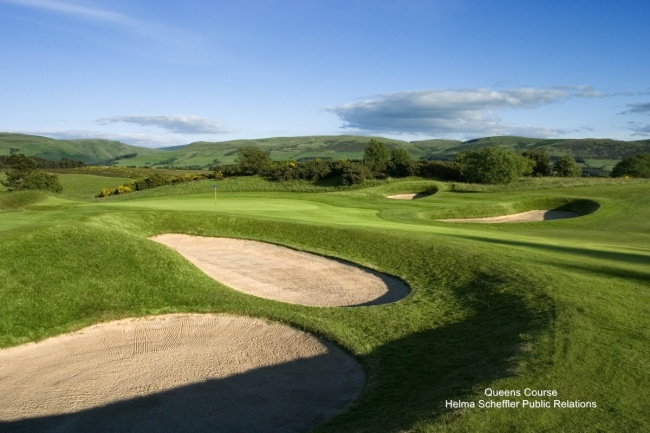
[{"xmin": 1, "ymin": 0, "xmax": 649, "ymax": 147}]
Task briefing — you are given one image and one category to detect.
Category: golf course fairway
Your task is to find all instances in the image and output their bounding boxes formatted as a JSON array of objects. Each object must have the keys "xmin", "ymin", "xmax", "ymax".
[{"xmin": 0, "ymin": 176, "xmax": 648, "ymax": 432}]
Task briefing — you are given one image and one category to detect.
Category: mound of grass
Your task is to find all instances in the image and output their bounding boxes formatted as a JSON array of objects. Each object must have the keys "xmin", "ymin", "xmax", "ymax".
[
  {"xmin": 0, "ymin": 190, "xmax": 48, "ymax": 210},
  {"xmin": 0, "ymin": 176, "xmax": 648, "ymax": 432}
]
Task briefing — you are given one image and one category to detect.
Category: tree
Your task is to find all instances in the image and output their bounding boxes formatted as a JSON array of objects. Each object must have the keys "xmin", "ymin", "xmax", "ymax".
[
  {"xmin": 522, "ymin": 149, "xmax": 552, "ymax": 176},
  {"xmin": 4, "ymin": 153, "xmax": 37, "ymax": 173},
  {"xmin": 1, "ymin": 154, "xmax": 63, "ymax": 192},
  {"xmin": 456, "ymin": 147, "xmax": 533, "ymax": 184},
  {"xmin": 19, "ymin": 171, "xmax": 63, "ymax": 192},
  {"xmin": 2, "ymin": 154, "xmax": 39, "ymax": 191},
  {"xmin": 363, "ymin": 139, "xmax": 390, "ymax": 175},
  {"xmin": 389, "ymin": 148, "xmax": 413, "ymax": 177},
  {"xmin": 610, "ymin": 153, "xmax": 650, "ymax": 178},
  {"xmin": 341, "ymin": 162, "xmax": 371, "ymax": 185},
  {"xmin": 553, "ymin": 154, "xmax": 582, "ymax": 177},
  {"xmin": 235, "ymin": 146, "xmax": 272, "ymax": 175}
]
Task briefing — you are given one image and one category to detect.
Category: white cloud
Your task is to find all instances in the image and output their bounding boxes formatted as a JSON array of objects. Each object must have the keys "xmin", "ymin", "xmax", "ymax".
[
  {"xmin": 0, "ymin": 0, "xmax": 154, "ymax": 34},
  {"xmin": 17, "ymin": 129, "xmax": 180, "ymax": 147},
  {"xmin": 325, "ymin": 87, "xmax": 602, "ymax": 138},
  {"xmin": 0, "ymin": 0, "xmax": 199, "ymax": 55},
  {"xmin": 97, "ymin": 115, "xmax": 231, "ymax": 134},
  {"xmin": 1, "ymin": 0, "xmax": 135, "ymax": 25}
]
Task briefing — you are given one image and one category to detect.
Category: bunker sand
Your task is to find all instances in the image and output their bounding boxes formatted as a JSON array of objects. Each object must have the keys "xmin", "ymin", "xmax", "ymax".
[
  {"xmin": 0, "ymin": 314, "xmax": 364, "ymax": 433},
  {"xmin": 151, "ymin": 234, "xmax": 409, "ymax": 307},
  {"xmin": 439, "ymin": 209, "xmax": 580, "ymax": 223},
  {"xmin": 387, "ymin": 193, "xmax": 430, "ymax": 200}
]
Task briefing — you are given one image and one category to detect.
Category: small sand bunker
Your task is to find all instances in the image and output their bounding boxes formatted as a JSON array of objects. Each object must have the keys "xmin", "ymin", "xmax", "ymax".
[
  {"xmin": 387, "ymin": 193, "xmax": 430, "ymax": 200},
  {"xmin": 440, "ymin": 209, "xmax": 580, "ymax": 223},
  {"xmin": 0, "ymin": 314, "xmax": 364, "ymax": 433},
  {"xmin": 150, "ymin": 234, "xmax": 409, "ymax": 307}
]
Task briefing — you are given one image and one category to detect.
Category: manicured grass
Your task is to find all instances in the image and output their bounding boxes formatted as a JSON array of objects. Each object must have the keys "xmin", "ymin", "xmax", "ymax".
[{"xmin": 0, "ymin": 176, "xmax": 648, "ymax": 432}]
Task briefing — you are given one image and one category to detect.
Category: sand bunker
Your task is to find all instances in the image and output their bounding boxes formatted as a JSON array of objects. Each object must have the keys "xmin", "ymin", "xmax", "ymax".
[
  {"xmin": 150, "ymin": 234, "xmax": 408, "ymax": 307},
  {"xmin": 387, "ymin": 193, "xmax": 430, "ymax": 200},
  {"xmin": 0, "ymin": 314, "xmax": 364, "ymax": 433},
  {"xmin": 440, "ymin": 209, "xmax": 580, "ymax": 223}
]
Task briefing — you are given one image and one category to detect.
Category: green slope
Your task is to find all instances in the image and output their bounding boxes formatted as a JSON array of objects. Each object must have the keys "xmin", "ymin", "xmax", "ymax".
[
  {"xmin": 3, "ymin": 133, "xmax": 650, "ymax": 175},
  {"xmin": 149, "ymin": 135, "xmax": 423, "ymax": 168},
  {"xmin": 0, "ymin": 177, "xmax": 648, "ymax": 432},
  {"xmin": 0, "ymin": 133, "xmax": 163, "ymax": 164}
]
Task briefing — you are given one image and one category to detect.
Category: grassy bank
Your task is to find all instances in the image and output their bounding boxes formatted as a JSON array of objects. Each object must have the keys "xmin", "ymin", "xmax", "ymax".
[{"xmin": 0, "ymin": 176, "xmax": 648, "ymax": 432}]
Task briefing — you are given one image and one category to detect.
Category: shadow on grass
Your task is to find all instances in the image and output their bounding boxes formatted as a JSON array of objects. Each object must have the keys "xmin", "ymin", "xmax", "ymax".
[
  {"xmin": 456, "ymin": 235, "xmax": 649, "ymax": 265},
  {"xmin": 1, "ymin": 275, "xmax": 551, "ymax": 433},
  {"xmin": 0, "ymin": 346, "xmax": 364, "ymax": 433},
  {"xmin": 322, "ymin": 272, "xmax": 553, "ymax": 433},
  {"xmin": 546, "ymin": 261, "xmax": 650, "ymax": 286}
]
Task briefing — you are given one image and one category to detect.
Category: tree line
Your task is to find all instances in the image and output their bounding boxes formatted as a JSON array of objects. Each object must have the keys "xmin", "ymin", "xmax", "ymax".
[
  {"xmin": 0, "ymin": 154, "xmax": 86, "ymax": 169},
  {"xmin": 214, "ymin": 139, "xmax": 588, "ymax": 185}
]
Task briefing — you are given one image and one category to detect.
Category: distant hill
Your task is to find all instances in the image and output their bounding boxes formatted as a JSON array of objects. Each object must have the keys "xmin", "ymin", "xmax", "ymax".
[
  {"xmin": 2, "ymin": 132, "xmax": 649, "ymax": 175},
  {"xmin": 0, "ymin": 133, "xmax": 161, "ymax": 165},
  {"xmin": 412, "ymin": 136, "xmax": 650, "ymax": 175},
  {"xmin": 156, "ymin": 135, "xmax": 423, "ymax": 168}
]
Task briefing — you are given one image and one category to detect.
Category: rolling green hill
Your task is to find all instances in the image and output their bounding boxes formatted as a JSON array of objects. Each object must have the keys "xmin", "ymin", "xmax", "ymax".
[
  {"xmin": 152, "ymin": 135, "xmax": 425, "ymax": 168},
  {"xmin": 3, "ymin": 132, "xmax": 649, "ymax": 175},
  {"xmin": 0, "ymin": 133, "xmax": 162, "ymax": 165}
]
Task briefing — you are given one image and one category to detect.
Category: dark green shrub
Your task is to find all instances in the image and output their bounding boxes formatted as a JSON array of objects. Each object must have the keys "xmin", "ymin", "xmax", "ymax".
[
  {"xmin": 341, "ymin": 162, "xmax": 371, "ymax": 185},
  {"xmin": 268, "ymin": 161, "xmax": 300, "ymax": 181},
  {"xmin": 522, "ymin": 149, "xmax": 552, "ymax": 176},
  {"xmin": 19, "ymin": 171, "xmax": 62, "ymax": 192},
  {"xmin": 418, "ymin": 160, "xmax": 465, "ymax": 181},
  {"xmin": 235, "ymin": 146, "xmax": 272, "ymax": 175},
  {"xmin": 297, "ymin": 158, "xmax": 333, "ymax": 181},
  {"xmin": 456, "ymin": 147, "xmax": 533, "ymax": 184},
  {"xmin": 611, "ymin": 153, "xmax": 650, "ymax": 178},
  {"xmin": 553, "ymin": 154, "xmax": 582, "ymax": 177},
  {"xmin": 1, "ymin": 153, "xmax": 62, "ymax": 192}
]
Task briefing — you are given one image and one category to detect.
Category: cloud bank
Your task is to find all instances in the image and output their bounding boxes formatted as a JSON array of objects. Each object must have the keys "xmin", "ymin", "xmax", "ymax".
[
  {"xmin": 619, "ymin": 102, "xmax": 650, "ymax": 115},
  {"xmin": 619, "ymin": 102, "xmax": 650, "ymax": 136},
  {"xmin": 20, "ymin": 130, "xmax": 179, "ymax": 148},
  {"xmin": 326, "ymin": 86, "xmax": 601, "ymax": 138},
  {"xmin": 97, "ymin": 115, "xmax": 231, "ymax": 134},
  {"xmin": 626, "ymin": 122, "xmax": 650, "ymax": 137}
]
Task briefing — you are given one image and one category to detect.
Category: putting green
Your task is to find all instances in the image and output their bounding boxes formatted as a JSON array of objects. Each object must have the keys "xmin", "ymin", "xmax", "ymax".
[{"xmin": 104, "ymin": 195, "xmax": 380, "ymax": 226}]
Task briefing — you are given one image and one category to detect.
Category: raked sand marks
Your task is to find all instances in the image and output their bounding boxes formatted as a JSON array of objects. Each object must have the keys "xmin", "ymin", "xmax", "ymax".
[
  {"xmin": 150, "ymin": 234, "xmax": 409, "ymax": 307},
  {"xmin": 439, "ymin": 209, "xmax": 581, "ymax": 223},
  {"xmin": 0, "ymin": 314, "xmax": 364, "ymax": 433}
]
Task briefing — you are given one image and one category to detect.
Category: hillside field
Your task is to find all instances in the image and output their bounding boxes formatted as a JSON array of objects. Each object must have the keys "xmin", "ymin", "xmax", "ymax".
[
  {"xmin": 3, "ymin": 132, "xmax": 650, "ymax": 175},
  {"xmin": 0, "ymin": 174, "xmax": 648, "ymax": 432}
]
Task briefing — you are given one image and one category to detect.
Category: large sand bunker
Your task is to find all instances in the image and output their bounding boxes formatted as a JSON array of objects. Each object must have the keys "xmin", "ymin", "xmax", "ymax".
[
  {"xmin": 0, "ymin": 314, "xmax": 364, "ymax": 433},
  {"xmin": 150, "ymin": 234, "xmax": 409, "ymax": 307},
  {"xmin": 440, "ymin": 209, "xmax": 580, "ymax": 223}
]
